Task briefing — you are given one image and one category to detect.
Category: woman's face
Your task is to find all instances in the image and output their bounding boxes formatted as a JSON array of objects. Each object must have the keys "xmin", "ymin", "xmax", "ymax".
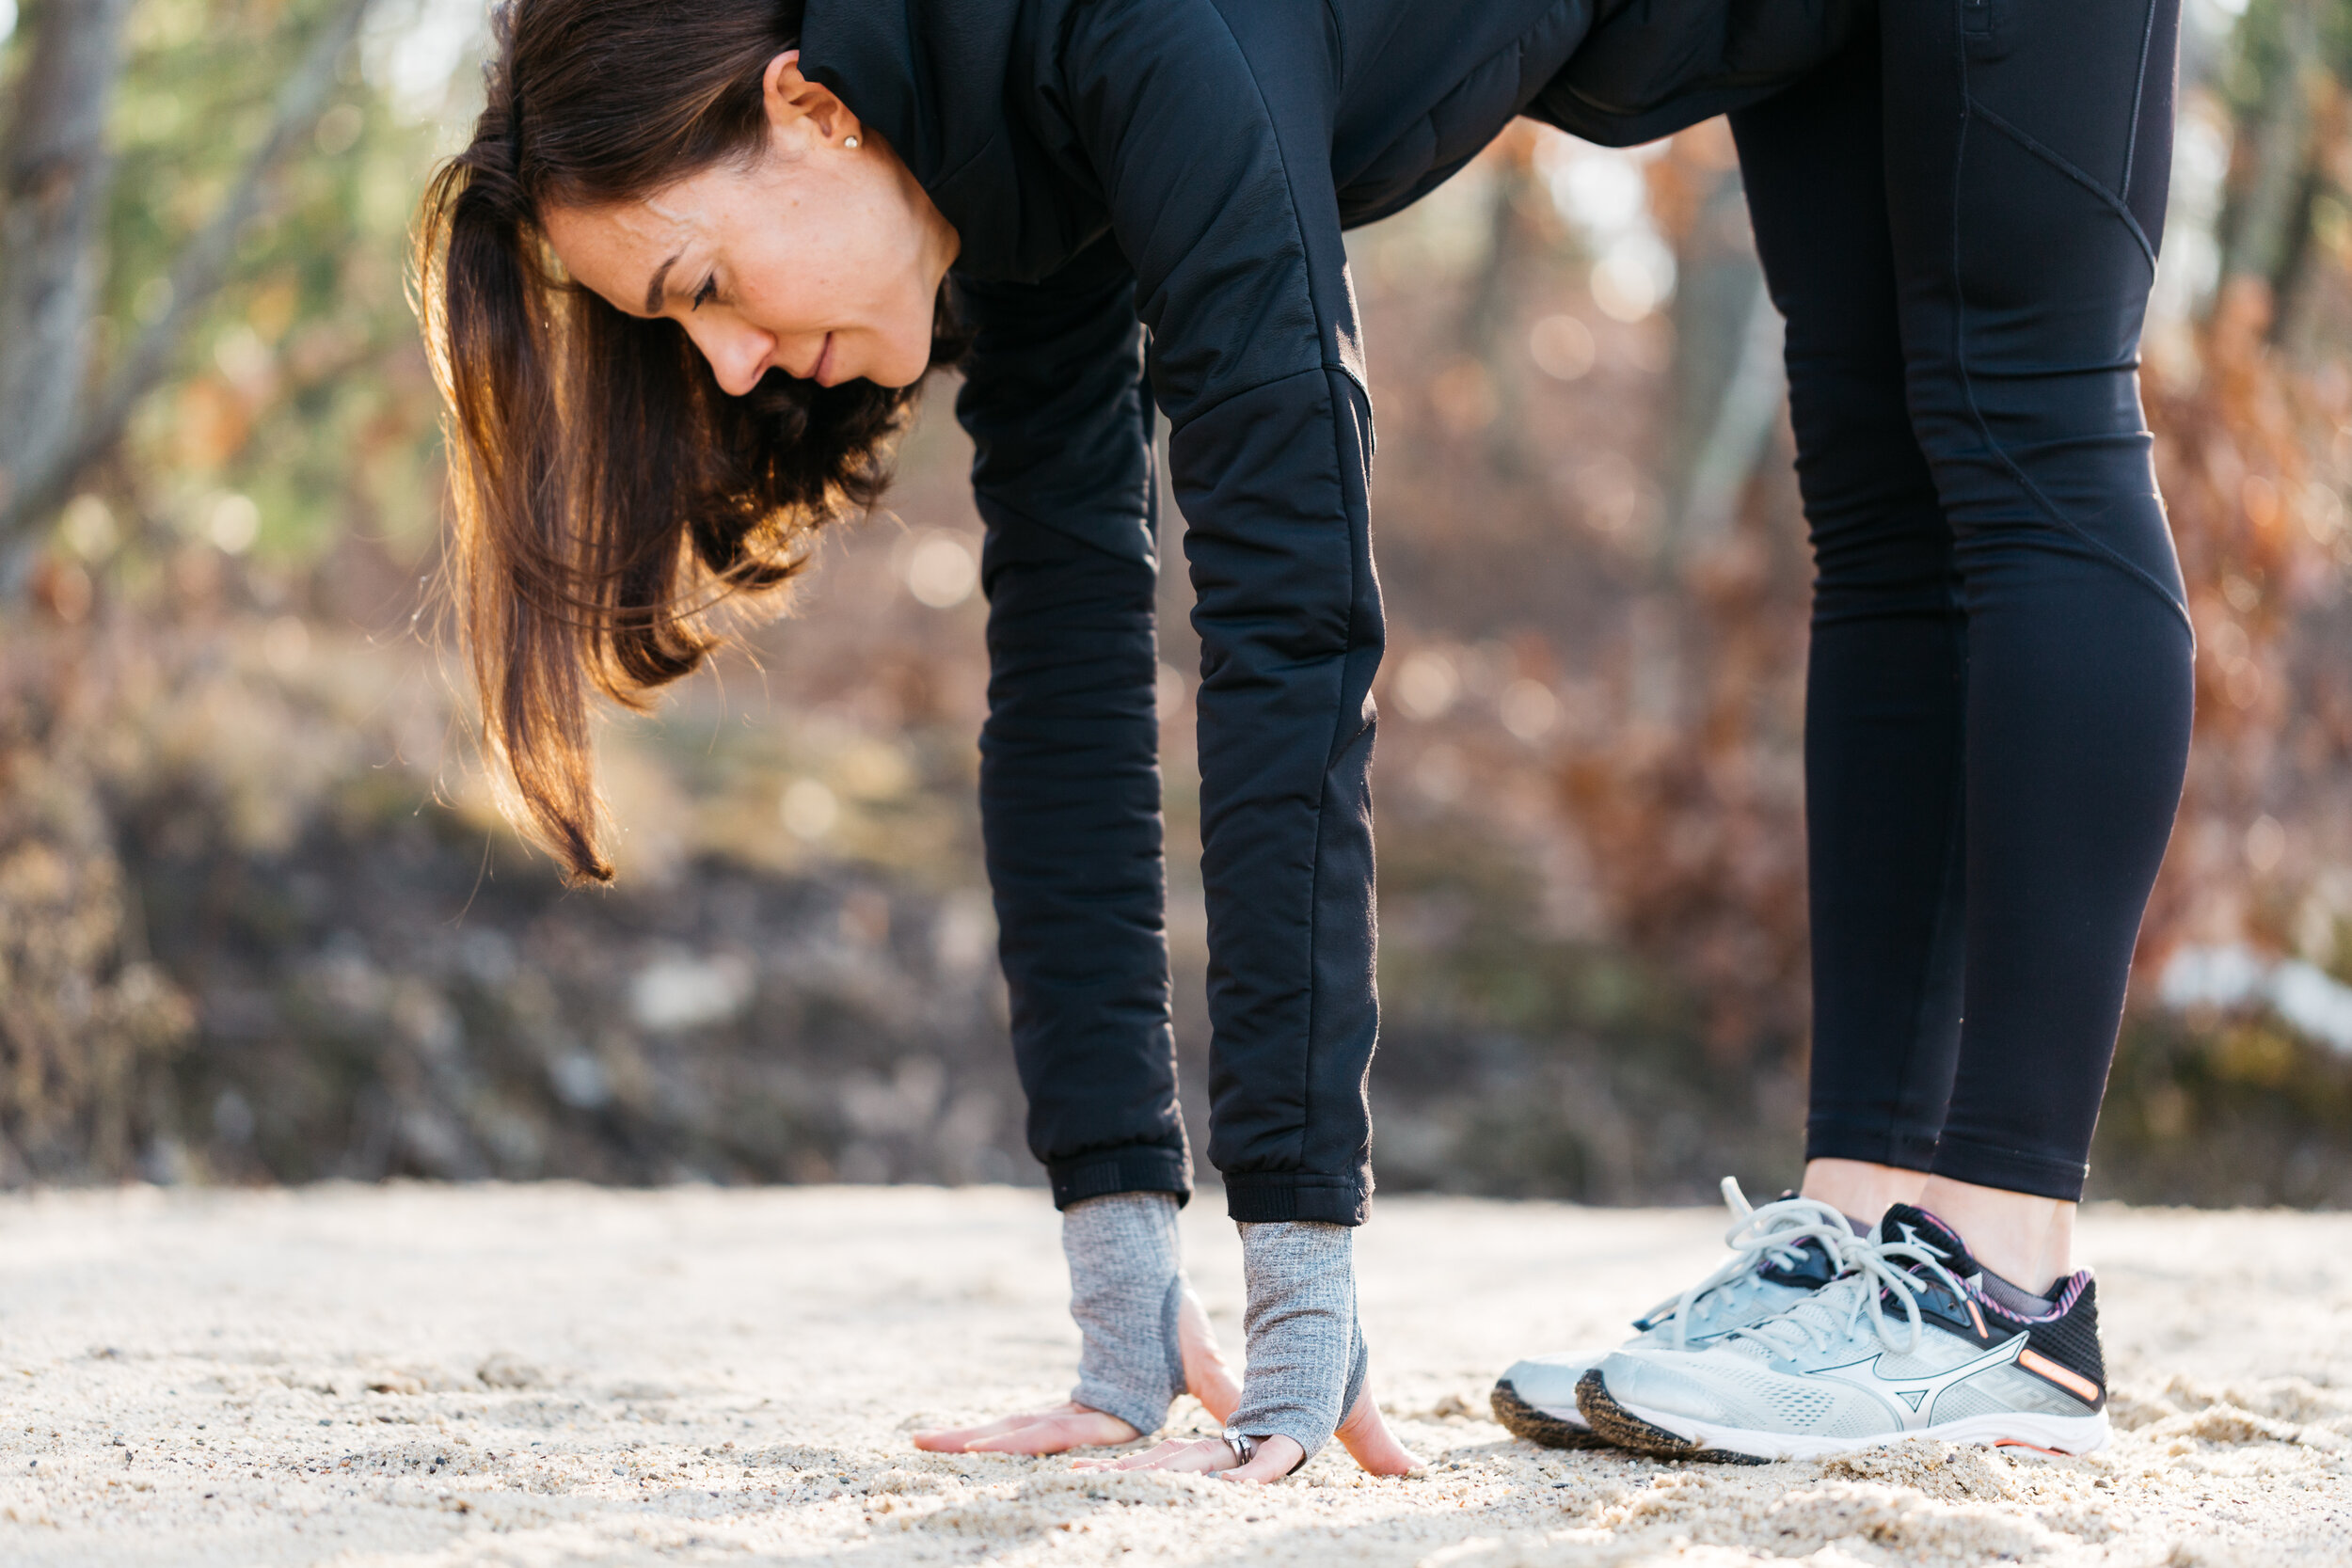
[{"xmin": 544, "ymin": 52, "xmax": 959, "ymax": 393}]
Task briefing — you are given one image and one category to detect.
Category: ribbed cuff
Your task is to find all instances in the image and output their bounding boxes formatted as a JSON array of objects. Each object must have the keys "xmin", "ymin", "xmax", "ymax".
[
  {"xmin": 1072, "ymin": 1375, "xmax": 1171, "ymax": 1438},
  {"xmin": 1804, "ymin": 1115, "xmax": 1941, "ymax": 1175},
  {"xmin": 1927, "ymin": 1134, "xmax": 2089, "ymax": 1203},
  {"xmin": 1221, "ymin": 1172, "xmax": 1370, "ymax": 1226},
  {"xmin": 1046, "ymin": 1146, "xmax": 1193, "ymax": 1212}
]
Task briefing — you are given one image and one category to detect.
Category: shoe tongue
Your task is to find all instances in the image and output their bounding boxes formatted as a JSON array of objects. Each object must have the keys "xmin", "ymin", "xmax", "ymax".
[
  {"xmin": 1756, "ymin": 1232, "xmax": 1840, "ymax": 1288},
  {"xmin": 1876, "ymin": 1204, "xmax": 1979, "ymax": 1277}
]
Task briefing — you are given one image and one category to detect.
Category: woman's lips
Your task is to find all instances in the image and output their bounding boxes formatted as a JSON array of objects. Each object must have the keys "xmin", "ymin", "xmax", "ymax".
[{"xmin": 811, "ymin": 333, "xmax": 835, "ymax": 385}]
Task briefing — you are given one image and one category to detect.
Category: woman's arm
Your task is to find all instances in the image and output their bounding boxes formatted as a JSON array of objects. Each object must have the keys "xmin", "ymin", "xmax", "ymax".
[
  {"xmin": 957, "ymin": 237, "xmax": 1193, "ymax": 1207},
  {"xmin": 959, "ymin": 238, "xmax": 1158, "ymax": 572},
  {"xmin": 1061, "ymin": 0, "xmax": 1382, "ymax": 1226}
]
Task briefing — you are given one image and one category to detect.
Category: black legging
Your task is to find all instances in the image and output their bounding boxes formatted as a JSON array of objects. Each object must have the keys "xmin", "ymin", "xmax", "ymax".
[{"xmin": 1730, "ymin": 0, "xmax": 2194, "ymax": 1201}]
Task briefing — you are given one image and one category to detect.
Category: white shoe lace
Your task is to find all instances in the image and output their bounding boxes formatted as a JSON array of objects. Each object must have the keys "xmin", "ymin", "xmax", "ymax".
[
  {"xmin": 1655, "ymin": 1178, "xmax": 1860, "ymax": 1351},
  {"xmin": 1726, "ymin": 1223, "xmax": 1973, "ymax": 1360}
]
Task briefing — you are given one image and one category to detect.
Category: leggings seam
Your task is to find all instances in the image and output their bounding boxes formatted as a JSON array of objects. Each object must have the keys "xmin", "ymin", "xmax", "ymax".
[
  {"xmin": 1948, "ymin": 70, "xmax": 2193, "ymax": 638},
  {"xmin": 2121, "ymin": 0, "xmax": 2158, "ymax": 199},
  {"xmin": 1966, "ymin": 100, "xmax": 2156, "ymax": 269}
]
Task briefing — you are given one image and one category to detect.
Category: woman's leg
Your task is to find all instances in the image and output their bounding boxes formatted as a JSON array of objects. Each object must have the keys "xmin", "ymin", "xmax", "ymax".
[
  {"xmin": 1561, "ymin": 3, "xmax": 2183, "ymax": 1460},
  {"xmin": 1882, "ymin": 0, "xmax": 2192, "ymax": 1291},
  {"xmin": 1730, "ymin": 23, "xmax": 1968, "ymax": 1221}
]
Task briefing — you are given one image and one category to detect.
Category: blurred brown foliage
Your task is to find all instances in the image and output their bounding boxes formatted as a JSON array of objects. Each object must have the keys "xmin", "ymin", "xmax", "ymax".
[
  {"xmin": 0, "ymin": 634, "xmax": 194, "ymax": 1181},
  {"xmin": 2142, "ymin": 277, "xmax": 2352, "ymax": 964}
]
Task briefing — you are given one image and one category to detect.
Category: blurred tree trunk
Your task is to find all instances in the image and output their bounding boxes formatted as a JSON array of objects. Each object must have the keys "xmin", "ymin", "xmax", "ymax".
[
  {"xmin": 0, "ymin": 0, "xmax": 380, "ymax": 1184},
  {"xmin": 0, "ymin": 0, "xmax": 379, "ymax": 587},
  {"xmin": 1460, "ymin": 131, "xmax": 1548, "ymax": 478},
  {"xmin": 0, "ymin": 0, "xmax": 137, "ymax": 549},
  {"xmin": 1663, "ymin": 166, "xmax": 1782, "ymax": 562},
  {"xmin": 2222, "ymin": 0, "xmax": 2322, "ymax": 333}
]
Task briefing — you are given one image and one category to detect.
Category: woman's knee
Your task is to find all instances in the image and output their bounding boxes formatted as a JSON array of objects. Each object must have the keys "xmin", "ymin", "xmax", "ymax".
[
  {"xmin": 1899, "ymin": 370, "xmax": 2183, "ymax": 612},
  {"xmin": 1780, "ymin": 354, "xmax": 1953, "ymax": 612}
]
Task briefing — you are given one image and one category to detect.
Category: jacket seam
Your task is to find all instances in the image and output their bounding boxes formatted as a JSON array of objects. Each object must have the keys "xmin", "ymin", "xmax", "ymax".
[
  {"xmin": 1320, "ymin": 0, "xmax": 1347, "ymax": 87},
  {"xmin": 972, "ymin": 489, "xmax": 1156, "ymax": 570},
  {"xmin": 1166, "ymin": 360, "xmax": 1362, "ymax": 437}
]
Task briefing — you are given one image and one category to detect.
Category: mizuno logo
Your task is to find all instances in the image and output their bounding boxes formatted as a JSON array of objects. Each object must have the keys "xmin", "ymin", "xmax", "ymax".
[
  {"xmin": 1892, "ymin": 1221, "xmax": 1947, "ymax": 1259},
  {"xmin": 1809, "ymin": 1334, "xmax": 2028, "ymax": 1430}
]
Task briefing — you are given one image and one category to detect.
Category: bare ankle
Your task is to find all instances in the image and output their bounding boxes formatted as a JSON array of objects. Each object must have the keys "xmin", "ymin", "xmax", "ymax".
[
  {"xmin": 1915, "ymin": 1175, "xmax": 2074, "ymax": 1294},
  {"xmin": 1800, "ymin": 1158, "xmax": 1928, "ymax": 1226}
]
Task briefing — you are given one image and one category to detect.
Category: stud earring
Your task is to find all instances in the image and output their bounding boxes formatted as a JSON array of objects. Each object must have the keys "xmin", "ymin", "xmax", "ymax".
[{"xmin": 844, "ymin": 135, "xmax": 860, "ymax": 150}]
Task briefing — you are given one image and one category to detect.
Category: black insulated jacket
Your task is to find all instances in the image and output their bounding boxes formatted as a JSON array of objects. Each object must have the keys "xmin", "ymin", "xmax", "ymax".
[{"xmin": 800, "ymin": 0, "xmax": 1855, "ymax": 1222}]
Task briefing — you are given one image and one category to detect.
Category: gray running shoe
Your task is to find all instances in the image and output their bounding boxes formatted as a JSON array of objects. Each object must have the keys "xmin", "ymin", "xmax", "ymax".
[
  {"xmin": 1490, "ymin": 1180, "xmax": 1855, "ymax": 1449},
  {"xmin": 1576, "ymin": 1204, "xmax": 2109, "ymax": 1463}
]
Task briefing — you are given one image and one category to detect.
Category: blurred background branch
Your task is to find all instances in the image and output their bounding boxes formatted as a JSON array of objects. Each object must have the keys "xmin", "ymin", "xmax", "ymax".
[
  {"xmin": 0, "ymin": 0, "xmax": 380, "ymax": 579},
  {"xmin": 0, "ymin": 0, "xmax": 138, "ymax": 549}
]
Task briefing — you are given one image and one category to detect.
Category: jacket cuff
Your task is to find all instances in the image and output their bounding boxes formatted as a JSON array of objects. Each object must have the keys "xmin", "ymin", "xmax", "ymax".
[
  {"xmin": 1221, "ymin": 1172, "xmax": 1370, "ymax": 1226},
  {"xmin": 1047, "ymin": 1147, "xmax": 1193, "ymax": 1211}
]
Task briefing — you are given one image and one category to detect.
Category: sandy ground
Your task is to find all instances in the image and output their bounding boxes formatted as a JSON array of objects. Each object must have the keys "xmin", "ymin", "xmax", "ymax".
[{"xmin": 2, "ymin": 1186, "xmax": 2349, "ymax": 1566}]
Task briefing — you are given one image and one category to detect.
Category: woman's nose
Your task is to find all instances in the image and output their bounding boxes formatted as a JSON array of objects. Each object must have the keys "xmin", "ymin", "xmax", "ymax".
[{"xmin": 687, "ymin": 318, "xmax": 774, "ymax": 398}]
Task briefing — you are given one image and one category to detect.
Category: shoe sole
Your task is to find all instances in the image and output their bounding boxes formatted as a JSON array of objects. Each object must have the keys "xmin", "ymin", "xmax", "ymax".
[
  {"xmin": 1489, "ymin": 1380, "xmax": 1613, "ymax": 1449},
  {"xmin": 1573, "ymin": 1370, "xmax": 1770, "ymax": 1464},
  {"xmin": 1576, "ymin": 1369, "xmax": 2110, "ymax": 1463}
]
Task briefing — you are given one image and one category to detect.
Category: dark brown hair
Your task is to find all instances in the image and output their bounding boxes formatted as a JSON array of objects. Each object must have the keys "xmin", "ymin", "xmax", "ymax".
[{"xmin": 414, "ymin": 0, "xmax": 965, "ymax": 883}]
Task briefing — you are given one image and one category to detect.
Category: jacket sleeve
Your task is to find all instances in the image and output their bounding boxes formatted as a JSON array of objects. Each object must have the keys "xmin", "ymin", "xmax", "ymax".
[
  {"xmin": 954, "ymin": 236, "xmax": 1194, "ymax": 1208},
  {"xmin": 1060, "ymin": 0, "xmax": 1383, "ymax": 1224},
  {"xmin": 956, "ymin": 234, "xmax": 1157, "ymax": 572}
]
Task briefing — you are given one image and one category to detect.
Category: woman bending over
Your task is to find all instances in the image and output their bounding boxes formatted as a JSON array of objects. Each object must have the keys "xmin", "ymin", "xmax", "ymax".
[{"xmin": 418, "ymin": 0, "xmax": 1852, "ymax": 1479}]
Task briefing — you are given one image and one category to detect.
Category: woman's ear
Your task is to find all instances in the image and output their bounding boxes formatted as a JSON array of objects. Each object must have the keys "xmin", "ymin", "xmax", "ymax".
[{"xmin": 761, "ymin": 50, "xmax": 861, "ymax": 150}]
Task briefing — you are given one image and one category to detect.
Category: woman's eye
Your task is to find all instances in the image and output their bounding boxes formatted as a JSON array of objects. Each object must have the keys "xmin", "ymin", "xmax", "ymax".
[{"xmin": 691, "ymin": 275, "xmax": 718, "ymax": 311}]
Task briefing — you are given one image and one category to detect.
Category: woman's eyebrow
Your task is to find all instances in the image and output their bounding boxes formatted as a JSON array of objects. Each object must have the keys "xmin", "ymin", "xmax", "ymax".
[{"xmin": 643, "ymin": 250, "xmax": 683, "ymax": 314}]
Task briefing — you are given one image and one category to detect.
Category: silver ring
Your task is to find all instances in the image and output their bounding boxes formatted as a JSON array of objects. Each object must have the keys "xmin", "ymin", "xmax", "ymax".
[{"xmin": 1220, "ymin": 1428, "xmax": 1257, "ymax": 1467}]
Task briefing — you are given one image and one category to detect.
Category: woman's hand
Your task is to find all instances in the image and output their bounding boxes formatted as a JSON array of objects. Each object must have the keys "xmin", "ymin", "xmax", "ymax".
[
  {"xmin": 1064, "ymin": 1377, "xmax": 1422, "ymax": 1481},
  {"xmin": 910, "ymin": 1402, "xmax": 1138, "ymax": 1455}
]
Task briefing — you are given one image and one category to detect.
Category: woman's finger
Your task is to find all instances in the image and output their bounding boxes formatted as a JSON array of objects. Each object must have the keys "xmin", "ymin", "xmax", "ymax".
[
  {"xmin": 961, "ymin": 1410, "xmax": 1139, "ymax": 1454},
  {"xmin": 1073, "ymin": 1436, "xmax": 1237, "ymax": 1474}
]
